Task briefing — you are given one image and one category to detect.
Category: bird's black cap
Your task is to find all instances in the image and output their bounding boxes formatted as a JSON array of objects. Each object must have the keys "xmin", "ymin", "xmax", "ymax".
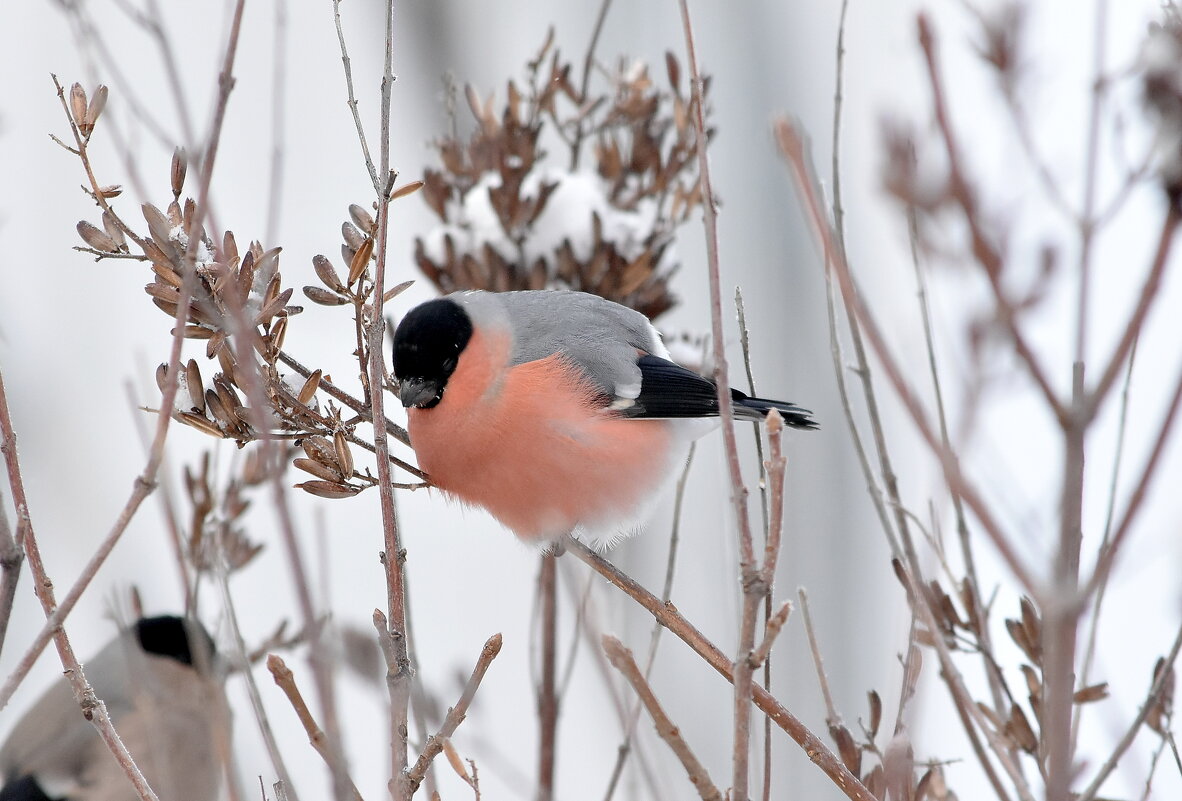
[
  {"xmin": 392, "ymin": 298, "xmax": 473, "ymax": 408},
  {"xmin": 135, "ymin": 615, "xmax": 215, "ymax": 668}
]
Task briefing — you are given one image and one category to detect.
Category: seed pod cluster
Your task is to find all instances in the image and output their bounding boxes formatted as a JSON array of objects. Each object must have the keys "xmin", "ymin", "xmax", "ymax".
[{"xmin": 414, "ymin": 36, "xmax": 710, "ymax": 321}]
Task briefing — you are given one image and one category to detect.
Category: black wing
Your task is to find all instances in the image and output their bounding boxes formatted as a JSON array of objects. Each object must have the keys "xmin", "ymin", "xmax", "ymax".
[{"xmin": 621, "ymin": 355, "xmax": 818, "ymax": 430}]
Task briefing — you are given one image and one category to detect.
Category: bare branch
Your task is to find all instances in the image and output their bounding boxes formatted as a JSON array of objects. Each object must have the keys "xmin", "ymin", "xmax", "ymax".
[
  {"xmin": 406, "ymin": 634, "xmax": 504, "ymax": 794},
  {"xmin": 266, "ymin": 655, "xmax": 366, "ymax": 801},
  {"xmin": 603, "ymin": 636, "xmax": 723, "ymax": 801},
  {"xmin": 565, "ymin": 538, "xmax": 877, "ymax": 801}
]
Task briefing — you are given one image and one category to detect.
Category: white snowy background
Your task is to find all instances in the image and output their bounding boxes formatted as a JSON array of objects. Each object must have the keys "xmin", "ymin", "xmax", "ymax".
[{"xmin": 1, "ymin": 1, "xmax": 1180, "ymax": 800}]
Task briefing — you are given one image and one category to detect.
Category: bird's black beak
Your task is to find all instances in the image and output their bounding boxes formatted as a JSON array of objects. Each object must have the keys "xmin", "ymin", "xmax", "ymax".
[{"xmin": 398, "ymin": 378, "xmax": 441, "ymax": 409}]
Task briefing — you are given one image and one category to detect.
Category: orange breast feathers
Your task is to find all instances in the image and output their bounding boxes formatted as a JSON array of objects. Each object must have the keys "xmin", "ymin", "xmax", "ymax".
[{"xmin": 407, "ymin": 327, "xmax": 673, "ymax": 541}]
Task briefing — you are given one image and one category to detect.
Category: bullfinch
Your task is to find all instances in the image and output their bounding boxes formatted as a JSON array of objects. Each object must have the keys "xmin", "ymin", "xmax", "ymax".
[
  {"xmin": 392, "ymin": 289, "xmax": 816, "ymax": 545},
  {"xmin": 0, "ymin": 616, "xmax": 223, "ymax": 801}
]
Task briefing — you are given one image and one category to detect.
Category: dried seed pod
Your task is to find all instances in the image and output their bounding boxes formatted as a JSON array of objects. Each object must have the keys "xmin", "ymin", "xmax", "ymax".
[
  {"xmin": 184, "ymin": 359, "xmax": 204, "ymax": 413},
  {"xmin": 76, "ymin": 220, "xmax": 117, "ymax": 253},
  {"xmin": 382, "ymin": 280, "xmax": 415, "ymax": 303},
  {"xmin": 177, "ymin": 411, "xmax": 225, "ymax": 439},
  {"xmin": 101, "ymin": 211, "xmax": 127, "ymax": 252},
  {"xmin": 151, "ymin": 262, "xmax": 183, "ymax": 289},
  {"xmin": 293, "ymin": 458, "xmax": 343, "ymax": 483},
  {"xmin": 84, "ymin": 85, "xmax": 108, "ymax": 134},
  {"xmin": 180, "ymin": 324, "xmax": 214, "ymax": 340},
  {"xmin": 304, "ymin": 286, "xmax": 350, "ymax": 306},
  {"xmin": 222, "ymin": 230, "xmax": 239, "ymax": 267},
  {"xmin": 313, "ymin": 254, "xmax": 347, "ymax": 294},
  {"xmin": 348, "ymin": 203, "xmax": 375, "ymax": 234},
  {"xmin": 69, "ymin": 83, "xmax": 88, "ymax": 127},
  {"xmin": 301, "ymin": 436, "xmax": 337, "ymax": 465},
  {"xmin": 97, "ymin": 185, "xmax": 123, "ymax": 199},
  {"xmin": 183, "ymin": 198, "xmax": 197, "ymax": 236},
  {"xmin": 341, "ymin": 221, "xmax": 367, "ymax": 253},
  {"xmin": 867, "ymin": 691, "xmax": 882, "ymax": 741},
  {"xmin": 1004, "ymin": 704, "xmax": 1038, "ymax": 753},
  {"xmin": 333, "ymin": 430, "xmax": 354, "ymax": 477},
  {"xmin": 390, "ymin": 180, "xmax": 425, "ymax": 200},
  {"xmin": 142, "ymin": 203, "xmax": 175, "ymax": 251},
  {"xmin": 829, "ymin": 724, "xmax": 860, "ymax": 775},
  {"xmin": 442, "ymin": 738, "xmax": 471, "ymax": 783},
  {"xmin": 297, "ymin": 370, "xmax": 322, "ymax": 406},
  {"xmin": 172, "ymin": 147, "xmax": 188, "ymax": 198},
  {"xmin": 1073, "ymin": 683, "xmax": 1109, "ymax": 704},
  {"xmin": 204, "ymin": 388, "xmax": 232, "ymax": 430},
  {"xmin": 270, "ymin": 314, "xmax": 288, "ymax": 353},
  {"xmin": 256, "ymin": 287, "xmax": 294, "ymax": 327},
  {"xmin": 347, "ymin": 237, "xmax": 374, "ymax": 286},
  {"xmin": 144, "ymin": 282, "xmax": 181, "ymax": 304},
  {"xmin": 295, "ymin": 480, "xmax": 360, "ymax": 499},
  {"xmin": 155, "ymin": 363, "xmax": 170, "ymax": 393},
  {"xmin": 166, "ymin": 200, "xmax": 183, "ymax": 228}
]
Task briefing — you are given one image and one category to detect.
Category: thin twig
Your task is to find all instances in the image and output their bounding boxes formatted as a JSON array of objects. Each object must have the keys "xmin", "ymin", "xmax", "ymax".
[
  {"xmin": 216, "ymin": 552, "xmax": 302, "ymax": 801},
  {"xmin": 406, "ymin": 634, "xmax": 504, "ymax": 794},
  {"xmin": 266, "ymin": 655, "xmax": 366, "ymax": 801},
  {"xmin": 602, "ymin": 444, "xmax": 696, "ymax": 801},
  {"xmin": 537, "ymin": 553, "xmax": 559, "ymax": 801},
  {"xmin": 364, "ymin": 1, "xmax": 413, "ymax": 796},
  {"xmin": 570, "ymin": 0, "xmax": 614, "ymax": 169},
  {"xmin": 0, "ymin": 494, "xmax": 23, "ymax": 661},
  {"xmin": 1078, "ymin": 619, "xmax": 1182, "ymax": 801},
  {"xmin": 603, "ymin": 636, "xmax": 723, "ymax": 801},
  {"xmin": 917, "ymin": 15, "xmax": 1067, "ymax": 427},
  {"xmin": 332, "ymin": 0, "xmax": 379, "ymax": 193},
  {"xmin": 675, "ymin": 4, "xmax": 762, "ymax": 796},
  {"xmin": 909, "ymin": 210, "xmax": 1011, "ymax": 731},
  {"xmin": 776, "ymin": 117, "xmax": 1038, "ymax": 593},
  {"xmin": 750, "ymin": 600, "xmax": 792, "ymax": 670},
  {"xmin": 0, "ymin": 370, "xmax": 160, "ymax": 801},
  {"xmin": 564, "ymin": 538, "xmax": 877, "ymax": 801},
  {"xmin": 799, "ymin": 588, "xmax": 840, "ymax": 726},
  {"xmin": 1076, "ymin": 338, "xmax": 1138, "ymax": 747}
]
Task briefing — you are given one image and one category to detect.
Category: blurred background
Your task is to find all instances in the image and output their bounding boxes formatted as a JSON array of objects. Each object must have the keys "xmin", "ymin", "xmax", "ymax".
[{"xmin": 1, "ymin": 1, "xmax": 1180, "ymax": 799}]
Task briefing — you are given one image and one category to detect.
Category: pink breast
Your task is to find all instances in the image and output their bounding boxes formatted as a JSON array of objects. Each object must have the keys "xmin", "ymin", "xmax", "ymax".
[{"xmin": 408, "ymin": 330, "xmax": 671, "ymax": 541}]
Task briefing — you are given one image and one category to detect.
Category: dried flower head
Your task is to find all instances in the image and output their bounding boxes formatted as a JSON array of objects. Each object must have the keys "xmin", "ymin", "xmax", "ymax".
[{"xmin": 414, "ymin": 33, "xmax": 711, "ymax": 320}]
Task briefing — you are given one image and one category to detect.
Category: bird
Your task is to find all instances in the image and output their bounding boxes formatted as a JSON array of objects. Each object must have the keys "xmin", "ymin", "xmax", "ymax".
[
  {"xmin": 0, "ymin": 615, "xmax": 224, "ymax": 801},
  {"xmin": 392, "ymin": 289, "xmax": 817, "ymax": 545}
]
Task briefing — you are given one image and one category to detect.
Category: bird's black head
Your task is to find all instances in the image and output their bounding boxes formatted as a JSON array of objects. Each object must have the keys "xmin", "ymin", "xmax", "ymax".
[
  {"xmin": 135, "ymin": 615, "xmax": 215, "ymax": 669},
  {"xmin": 392, "ymin": 298, "xmax": 473, "ymax": 409}
]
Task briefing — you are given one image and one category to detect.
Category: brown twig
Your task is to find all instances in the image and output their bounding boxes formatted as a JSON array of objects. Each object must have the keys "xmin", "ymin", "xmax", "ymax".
[
  {"xmin": 674, "ymin": 7, "xmax": 761, "ymax": 794},
  {"xmin": 359, "ymin": 0, "xmax": 414, "ymax": 795},
  {"xmin": 776, "ymin": 117, "xmax": 1038, "ymax": 593},
  {"xmin": 570, "ymin": 0, "xmax": 614, "ymax": 169},
  {"xmin": 564, "ymin": 538, "xmax": 876, "ymax": 801},
  {"xmin": 332, "ymin": 0, "xmax": 379, "ymax": 193},
  {"xmin": 216, "ymin": 553, "xmax": 302, "ymax": 801},
  {"xmin": 799, "ymin": 588, "xmax": 840, "ymax": 726},
  {"xmin": 602, "ymin": 636, "xmax": 723, "ymax": 801},
  {"xmin": 749, "ymin": 600, "xmax": 792, "ymax": 670},
  {"xmin": 537, "ymin": 553, "xmax": 559, "ymax": 801},
  {"xmin": 1078, "ymin": 619, "xmax": 1182, "ymax": 801},
  {"xmin": 0, "ymin": 374, "xmax": 160, "ymax": 801},
  {"xmin": 406, "ymin": 634, "xmax": 504, "ymax": 794},
  {"xmin": 602, "ymin": 444, "xmax": 696, "ymax": 801},
  {"xmin": 267, "ymin": 655, "xmax": 366, "ymax": 801},
  {"xmin": 917, "ymin": 15, "xmax": 1067, "ymax": 428},
  {"xmin": 0, "ymin": 494, "xmax": 23, "ymax": 661}
]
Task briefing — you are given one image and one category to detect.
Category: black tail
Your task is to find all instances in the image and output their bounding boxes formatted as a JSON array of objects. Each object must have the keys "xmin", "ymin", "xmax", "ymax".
[
  {"xmin": 630, "ymin": 355, "xmax": 819, "ymax": 429},
  {"xmin": 733, "ymin": 392, "xmax": 819, "ymax": 430}
]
